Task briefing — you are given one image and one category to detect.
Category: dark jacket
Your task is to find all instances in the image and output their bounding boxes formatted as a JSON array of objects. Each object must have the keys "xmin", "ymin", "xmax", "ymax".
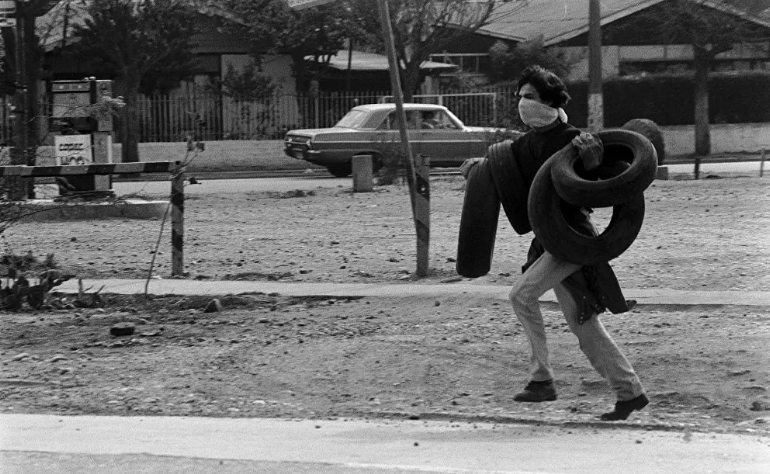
[{"xmin": 513, "ymin": 122, "xmax": 635, "ymax": 323}]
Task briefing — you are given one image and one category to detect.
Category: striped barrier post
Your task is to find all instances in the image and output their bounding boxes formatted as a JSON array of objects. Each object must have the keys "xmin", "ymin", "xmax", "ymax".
[
  {"xmin": 170, "ymin": 164, "xmax": 185, "ymax": 276},
  {"xmin": 0, "ymin": 161, "xmax": 183, "ymax": 275},
  {"xmin": 0, "ymin": 162, "xmax": 178, "ymax": 177},
  {"xmin": 415, "ymin": 154, "xmax": 430, "ymax": 277}
]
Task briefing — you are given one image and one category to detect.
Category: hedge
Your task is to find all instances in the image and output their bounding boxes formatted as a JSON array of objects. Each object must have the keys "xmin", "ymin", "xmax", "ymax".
[{"xmin": 563, "ymin": 71, "xmax": 770, "ymax": 127}]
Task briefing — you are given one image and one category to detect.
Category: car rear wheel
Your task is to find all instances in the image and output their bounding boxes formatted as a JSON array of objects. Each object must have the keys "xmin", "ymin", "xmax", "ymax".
[{"xmin": 326, "ymin": 162, "xmax": 353, "ymax": 177}]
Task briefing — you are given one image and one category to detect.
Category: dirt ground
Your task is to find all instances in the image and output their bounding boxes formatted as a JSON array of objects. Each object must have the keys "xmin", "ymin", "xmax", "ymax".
[{"xmin": 1, "ymin": 174, "xmax": 769, "ymax": 435}]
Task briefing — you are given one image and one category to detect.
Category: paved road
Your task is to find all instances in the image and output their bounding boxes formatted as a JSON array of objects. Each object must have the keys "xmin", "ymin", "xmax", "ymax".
[
  {"xmin": 106, "ymin": 160, "xmax": 767, "ymax": 197},
  {"xmin": 2, "ymin": 414, "xmax": 769, "ymax": 474}
]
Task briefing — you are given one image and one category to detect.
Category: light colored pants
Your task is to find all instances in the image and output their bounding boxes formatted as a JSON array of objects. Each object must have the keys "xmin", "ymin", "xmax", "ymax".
[{"xmin": 509, "ymin": 250, "xmax": 645, "ymax": 401}]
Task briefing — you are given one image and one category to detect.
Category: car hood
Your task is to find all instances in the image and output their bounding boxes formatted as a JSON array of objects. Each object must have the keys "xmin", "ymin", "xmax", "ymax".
[
  {"xmin": 285, "ymin": 127, "xmax": 358, "ymax": 137},
  {"xmin": 464, "ymin": 126, "xmax": 504, "ymax": 133}
]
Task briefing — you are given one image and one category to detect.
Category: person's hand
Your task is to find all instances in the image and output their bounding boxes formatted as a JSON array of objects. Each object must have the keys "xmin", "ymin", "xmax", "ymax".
[
  {"xmin": 572, "ymin": 132, "xmax": 603, "ymax": 170},
  {"xmin": 459, "ymin": 157, "xmax": 484, "ymax": 179}
]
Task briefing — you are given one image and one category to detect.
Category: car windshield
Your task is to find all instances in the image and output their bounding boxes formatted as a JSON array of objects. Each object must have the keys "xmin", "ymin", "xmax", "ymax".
[{"xmin": 334, "ymin": 110, "xmax": 370, "ymax": 129}]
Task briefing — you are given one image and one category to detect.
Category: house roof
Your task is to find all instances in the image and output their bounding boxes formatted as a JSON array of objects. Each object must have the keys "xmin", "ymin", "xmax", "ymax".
[
  {"xmin": 37, "ymin": 0, "xmax": 245, "ymax": 53},
  {"xmin": 478, "ymin": 0, "xmax": 770, "ymax": 46},
  {"xmin": 315, "ymin": 50, "xmax": 458, "ymax": 72}
]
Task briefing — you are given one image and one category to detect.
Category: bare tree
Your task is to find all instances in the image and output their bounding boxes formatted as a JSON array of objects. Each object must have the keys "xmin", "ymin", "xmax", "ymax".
[{"xmin": 349, "ymin": 0, "xmax": 525, "ymax": 101}]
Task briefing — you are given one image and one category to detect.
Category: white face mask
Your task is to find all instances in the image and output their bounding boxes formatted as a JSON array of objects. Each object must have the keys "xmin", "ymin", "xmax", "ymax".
[{"xmin": 518, "ymin": 97, "xmax": 566, "ymax": 128}]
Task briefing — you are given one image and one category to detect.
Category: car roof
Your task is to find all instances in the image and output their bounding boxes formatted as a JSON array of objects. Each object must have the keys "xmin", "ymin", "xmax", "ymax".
[{"xmin": 351, "ymin": 103, "xmax": 448, "ymax": 112}]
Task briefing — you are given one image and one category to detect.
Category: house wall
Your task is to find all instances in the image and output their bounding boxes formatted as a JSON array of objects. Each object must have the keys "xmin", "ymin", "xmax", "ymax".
[
  {"xmin": 30, "ymin": 123, "xmax": 770, "ymax": 172},
  {"xmin": 218, "ymin": 54, "xmax": 301, "ymax": 138},
  {"xmin": 555, "ymin": 42, "xmax": 770, "ymax": 81}
]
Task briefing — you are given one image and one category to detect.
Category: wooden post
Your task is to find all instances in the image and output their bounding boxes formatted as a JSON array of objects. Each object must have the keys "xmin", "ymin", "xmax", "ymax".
[
  {"xmin": 92, "ymin": 132, "xmax": 111, "ymax": 191},
  {"xmin": 587, "ymin": 0, "xmax": 604, "ymax": 132},
  {"xmin": 170, "ymin": 163, "xmax": 184, "ymax": 276},
  {"xmin": 415, "ymin": 154, "xmax": 430, "ymax": 276},
  {"xmin": 377, "ymin": 0, "xmax": 429, "ymax": 276}
]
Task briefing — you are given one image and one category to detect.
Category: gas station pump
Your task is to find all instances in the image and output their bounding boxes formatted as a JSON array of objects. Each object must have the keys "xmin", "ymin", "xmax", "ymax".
[{"xmin": 49, "ymin": 78, "xmax": 114, "ymax": 196}]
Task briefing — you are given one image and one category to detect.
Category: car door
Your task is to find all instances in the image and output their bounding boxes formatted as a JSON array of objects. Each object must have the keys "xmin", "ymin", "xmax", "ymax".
[
  {"xmin": 416, "ymin": 110, "xmax": 472, "ymax": 166},
  {"xmin": 374, "ymin": 111, "xmax": 424, "ymax": 159}
]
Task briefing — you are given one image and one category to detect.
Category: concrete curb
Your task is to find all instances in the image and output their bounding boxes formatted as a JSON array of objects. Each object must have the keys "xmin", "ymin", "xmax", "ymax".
[{"xmin": 54, "ymin": 279, "xmax": 770, "ymax": 307}]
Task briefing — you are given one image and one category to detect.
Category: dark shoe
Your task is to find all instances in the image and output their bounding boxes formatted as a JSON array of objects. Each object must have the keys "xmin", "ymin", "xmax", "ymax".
[
  {"xmin": 513, "ymin": 379, "xmax": 557, "ymax": 402},
  {"xmin": 600, "ymin": 393, "xmax": 649, "ymax": 421}
]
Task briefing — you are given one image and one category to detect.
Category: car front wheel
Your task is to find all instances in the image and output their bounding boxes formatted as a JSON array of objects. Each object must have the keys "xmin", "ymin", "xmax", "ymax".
[{"xmin": 326, "ymin": 162, "xmax": 353, "ymax": 177}]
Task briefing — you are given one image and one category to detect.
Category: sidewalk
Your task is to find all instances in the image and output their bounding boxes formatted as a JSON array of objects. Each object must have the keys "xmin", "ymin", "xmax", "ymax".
[
  {"xmin": 2, "ymin": 413, "xmax": 769, "ymax": 474},
  {"xmin": 56, "ymin": 278, "xmax": 770, "ymax": 307}
]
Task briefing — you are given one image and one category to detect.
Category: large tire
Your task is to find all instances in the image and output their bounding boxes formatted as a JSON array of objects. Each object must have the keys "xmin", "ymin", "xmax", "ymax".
[
  {"xmin": 486, "ymin": 140, "xmax": 531, "ymax": 235},
  {"xmin": 327, "ymin": 162, "xmax": 352, "ymax": 177},
  {"xmin": 623, "ymin": 118, "xmax": 666, "ymax": 165},
  {"xmin": 529, "ymin": 156, "xmax": 646, "ymax": 265},
  {"xmin": 550, "ymin": 129, "xmax": 657, "ymax": 209},
  {"xmin": 456, "ymin": 158, "xmax": 500, "ymax": 278}
]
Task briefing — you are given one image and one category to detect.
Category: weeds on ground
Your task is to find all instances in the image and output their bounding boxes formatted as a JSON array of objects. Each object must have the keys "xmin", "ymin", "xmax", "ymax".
[{"xmin": 0, "ymin": 251, "xmax": 105, "ymax": 311}]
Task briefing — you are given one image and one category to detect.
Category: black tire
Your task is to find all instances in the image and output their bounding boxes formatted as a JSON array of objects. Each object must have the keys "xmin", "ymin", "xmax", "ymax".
[
  {"xmin": 529, "ymin": 157, "xmax": 646, "ymax": 265},
  {"xmin": 623, "ymin": 118, "xmax": 665, "ymax": 165},
  {"xmin": 550, "ymin": 129, "xmax": 657, "ymax": 209},
  {"xmin": 486, "ymin": 140, "xmax": 531, "ymax": 235},
  {"xmin": 326, "ymin": 162, "xmax": 353, "ymax": 177},
  {"xmin": 456, "ymin": 158, "xmax": 500, "ymax": 278}
]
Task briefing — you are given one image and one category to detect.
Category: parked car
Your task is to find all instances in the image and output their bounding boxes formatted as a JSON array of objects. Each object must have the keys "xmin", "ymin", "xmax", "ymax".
[{"xmin": 284, "ymin": 103, "xmax": 513, "ymax": 177}]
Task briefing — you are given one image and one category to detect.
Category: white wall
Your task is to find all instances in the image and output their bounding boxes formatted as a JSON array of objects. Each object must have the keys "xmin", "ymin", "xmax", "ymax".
[
  {"xmin": 29, "ymin": 123, "xmax": 769, "ymax": 172},
  {"xmin": 662, "ymin": 123, "xmax": 770, "ymax": 156}
]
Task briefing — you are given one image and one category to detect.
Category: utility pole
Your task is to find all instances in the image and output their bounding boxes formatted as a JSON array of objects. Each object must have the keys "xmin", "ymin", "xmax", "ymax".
[
  {"xmin": 377, "ymin": 0, "xmax": 429, "ymax": 277},
  {"xmin": 7, "ymin": 0, "xmax": 27, "ymax": 200},
  {"xmin": 588, "ymin": 0, "xmax": 603, "ymax": 132}
]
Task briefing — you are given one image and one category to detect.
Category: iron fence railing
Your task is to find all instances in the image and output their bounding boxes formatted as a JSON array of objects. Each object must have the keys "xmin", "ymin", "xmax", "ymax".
[
  {"xmin": 0, "ymin": 88, "xmax": 517, "ymax": 145},
  {"xmin": 133, "ymin": 89, "xmax": 505, "ymax": 142}
]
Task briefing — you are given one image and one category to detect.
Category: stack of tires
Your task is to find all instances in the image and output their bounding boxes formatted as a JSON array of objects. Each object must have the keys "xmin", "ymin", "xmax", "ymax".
[{"xmin": 457, "ymin": 126, "xmax": 660, "ymax": 277}]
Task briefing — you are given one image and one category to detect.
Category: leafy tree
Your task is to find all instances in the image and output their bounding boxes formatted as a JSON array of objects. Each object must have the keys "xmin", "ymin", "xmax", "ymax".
[
  {"xmin": 487, "ymin": 37, "xmax": 573, "ymax": 84},
  {"xmin": 72, "ymin": 0, "xmax": 198, "ymax": 163},
  {"xmin": 1, "ymin": 0, "xmax": 65, "ymax": 199},
  {"xmin": 612, "ymin": 0, "xmax": 770, "ymax": 163},
  {"xmin": 218, "ymin": 63, "xmax": 277, "ymax": 101},
  {"xmin": 222, "ymin": 0, "xmax": 361, "ymax": 95}
]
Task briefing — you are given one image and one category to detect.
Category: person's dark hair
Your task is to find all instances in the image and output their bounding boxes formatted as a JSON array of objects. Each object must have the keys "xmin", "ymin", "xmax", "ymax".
[{"xmin": 517, "ymin": 65, "xmax": 571, "ymax": 108}]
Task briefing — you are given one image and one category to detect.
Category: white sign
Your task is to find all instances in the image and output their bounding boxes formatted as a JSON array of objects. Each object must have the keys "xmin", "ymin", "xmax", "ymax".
[{"xmin": 55, "ymin": 134, "xmax": 93, "ymax": 166}]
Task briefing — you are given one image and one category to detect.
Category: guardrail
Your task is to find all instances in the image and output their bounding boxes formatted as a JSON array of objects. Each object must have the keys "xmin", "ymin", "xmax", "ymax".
[{"xmin": 0, "ymin": 161, "xmax": 185, "ymax": 276}]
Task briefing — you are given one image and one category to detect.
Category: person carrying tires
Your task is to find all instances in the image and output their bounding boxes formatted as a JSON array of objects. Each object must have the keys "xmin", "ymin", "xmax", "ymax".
[{"xmin": 460, "ymin": 65, "xmax": 648, "ymax": 421}]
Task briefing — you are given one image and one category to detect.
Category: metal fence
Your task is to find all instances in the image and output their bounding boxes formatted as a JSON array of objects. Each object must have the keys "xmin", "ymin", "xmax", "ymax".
[
  {"xmin": 134, "ymin": 90, "xmax": 390, "ymax": 142},
  {"xmin": 133, "ymin": 89, "xmax": 510, "ymax": 142},
  {"xmin": 0, "ymin": 88, "xmax": 517, "ymax": 145}
]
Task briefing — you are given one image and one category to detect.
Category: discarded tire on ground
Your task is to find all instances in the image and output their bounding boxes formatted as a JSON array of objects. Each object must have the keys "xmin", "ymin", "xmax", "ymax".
[
  {"xmin": 550, "ymin": 129, "xmax": 657, "ymax": 209},
  {"xmin": 529, "ymin": 156, "xmax": 646, "ymax": 265},
  {"xmin": 623, "ymin": 118, "xmax": 665, "ymax": 165},
  {"xmin": 456, "ymin": 158, "xmax": 500, "ymax": 278},
  {"xmin": 486, "ymin": 140, "xmax": 531, "ymax": 235}
]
